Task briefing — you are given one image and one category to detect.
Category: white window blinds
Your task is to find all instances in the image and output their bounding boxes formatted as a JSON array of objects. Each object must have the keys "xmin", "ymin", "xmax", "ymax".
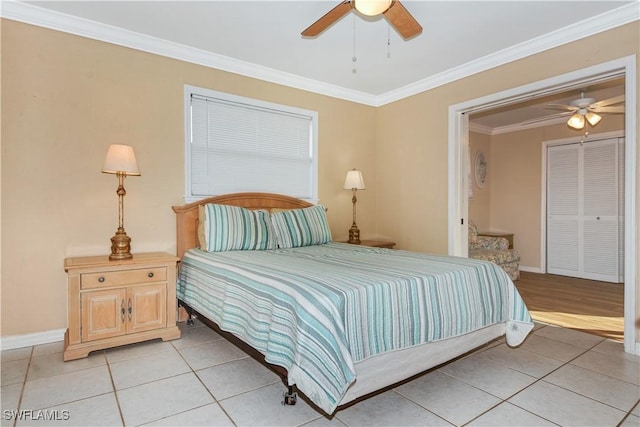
[{"xmin": 185, "ymin": 86, "xmax": 318, "ymax": 202}]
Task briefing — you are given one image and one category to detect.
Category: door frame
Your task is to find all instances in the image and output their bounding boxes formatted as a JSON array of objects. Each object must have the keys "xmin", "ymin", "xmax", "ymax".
[{"xmin": 448, "ymin": 55, "xmax": 638, "ymax": 354}]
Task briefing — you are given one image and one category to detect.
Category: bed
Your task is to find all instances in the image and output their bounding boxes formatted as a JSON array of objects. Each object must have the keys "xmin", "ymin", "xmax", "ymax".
[{"xmin": 172, "ymin": 192, "xmax": 534, "ymax": 415}]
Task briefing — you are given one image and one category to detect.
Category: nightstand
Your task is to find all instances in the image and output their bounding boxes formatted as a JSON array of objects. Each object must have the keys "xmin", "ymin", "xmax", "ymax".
[
  {"xmin": 341, "ymin": 240, "xmax": 396, "ymax": 249},
  {"xmin": 63, "ymin": 252, "xmax": 181, "ymax": 361}
]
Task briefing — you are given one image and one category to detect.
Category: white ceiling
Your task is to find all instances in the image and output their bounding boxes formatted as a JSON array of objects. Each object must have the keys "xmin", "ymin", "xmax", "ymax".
[{"xmin": 4, "ymin": 1, "xmax": 638, "ymax": 129}]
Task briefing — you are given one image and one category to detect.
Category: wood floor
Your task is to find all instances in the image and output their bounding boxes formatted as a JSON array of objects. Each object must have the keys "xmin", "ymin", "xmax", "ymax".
[{"xmin": 514, "ymin": 271, "xmax": 624, "ymax": 341}]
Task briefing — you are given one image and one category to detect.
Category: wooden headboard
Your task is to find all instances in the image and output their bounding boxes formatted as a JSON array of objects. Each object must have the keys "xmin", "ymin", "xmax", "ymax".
[{"xmin": 172, "ymin": 192, "xmax": 314, "ymax": 258}]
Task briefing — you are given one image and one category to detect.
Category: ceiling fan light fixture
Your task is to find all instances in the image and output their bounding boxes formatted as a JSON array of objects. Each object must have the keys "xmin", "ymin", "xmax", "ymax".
[
  {"xmin": 586, "ymin": 112, "xmax": 602, "ymax": 126},
  {"xmin": 353, "ymin": 0, "xmax": 392, "ymax": 16},
  {"xmin": 567, "ymin": 113, "xmax": 585, "ymax": 130}
]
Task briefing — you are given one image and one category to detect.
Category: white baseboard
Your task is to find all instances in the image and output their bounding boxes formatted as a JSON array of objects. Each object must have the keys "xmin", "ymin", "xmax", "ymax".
[
  {"xmin": 519, "ymin": 265, "xmax": 542, "ymax": 273},
  {"xmin": 0, "ymin": 329, "xmax": 66, "ymax": 351}
]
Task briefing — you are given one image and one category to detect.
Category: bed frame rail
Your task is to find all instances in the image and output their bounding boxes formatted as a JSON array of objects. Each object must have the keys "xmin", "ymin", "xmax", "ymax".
[{"xmin": 177, "ymin": 300, "xmax": 298, "ymax": 406}]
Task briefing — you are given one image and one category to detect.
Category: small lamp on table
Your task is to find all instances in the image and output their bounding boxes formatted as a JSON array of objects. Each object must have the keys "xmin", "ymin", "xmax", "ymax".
[
  {"xmin": 344, "ymin": 169, "xmax": 366, "ymax": 244},
  {"xmin": 102, "ymin": 144, "xmax": 140, "ymax": 260}
]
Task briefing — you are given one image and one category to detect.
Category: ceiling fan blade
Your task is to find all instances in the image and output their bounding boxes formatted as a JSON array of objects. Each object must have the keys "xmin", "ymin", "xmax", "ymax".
[
  {"xmin": 545, "ymin": 103, "xmax": 575, "ymax": 111},
  {"xmin": 592, "ymin": 106, "xmax": 625, "ymax": 114},
  {"xmin": 520, "ymin": 111, "xmax": 572, "ymax": 125},
  {"xmin": 592, "ymin": 94, "xmax": 625, "ymax": 108},
  {"xmin": 383, "ymin": 1, "xmax": 422, "ymax": 39},
  {"xmin": 301, "ymin": 1, "xmax": 353, "ymax": 37}
]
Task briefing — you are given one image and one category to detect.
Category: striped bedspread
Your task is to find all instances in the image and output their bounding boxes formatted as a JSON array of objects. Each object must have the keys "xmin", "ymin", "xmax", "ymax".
[{"xmin": 177, "ymin": 243, "xmax": 533, "ymax": 414}]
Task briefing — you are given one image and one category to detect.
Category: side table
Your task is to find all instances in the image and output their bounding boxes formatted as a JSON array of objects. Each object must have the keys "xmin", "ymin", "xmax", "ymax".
[{"xmin": 340, "ymin": 240, "xmax": 396, "ymax": 249}]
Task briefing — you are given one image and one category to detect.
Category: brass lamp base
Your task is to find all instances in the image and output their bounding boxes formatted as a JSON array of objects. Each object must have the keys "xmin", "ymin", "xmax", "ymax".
[
  {"xmin": 348, "ymin": 224, "xmax": 361, "ymax": 244},
  {"xmin": 109, "ymin": 228, "xmax": 133, "ymax": 260}
]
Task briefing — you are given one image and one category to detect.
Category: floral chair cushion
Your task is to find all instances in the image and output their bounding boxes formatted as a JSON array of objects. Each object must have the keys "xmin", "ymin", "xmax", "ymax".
[
  {"xmin": 472, "ymin": 235, "xmax": 509, "ymax": 251},
  {"xmin": 469, "ymin": 222, "xmax": 509, "ymax": 251},
  {"xmin": 468, "ymin": 221, "xmax": 520, "ymax": 281}
]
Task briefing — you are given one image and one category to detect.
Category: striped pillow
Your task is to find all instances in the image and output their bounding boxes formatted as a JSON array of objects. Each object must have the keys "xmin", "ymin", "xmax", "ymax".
[
  {"xmin": 271, "ymin": 205, "xmax": 332, "ymax": 248},
  {"xmin": 201, "ymin": 203, "xmax": 276, "ymax": 252}
]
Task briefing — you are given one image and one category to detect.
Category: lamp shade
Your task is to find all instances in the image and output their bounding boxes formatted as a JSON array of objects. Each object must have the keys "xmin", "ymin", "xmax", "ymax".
[
  {"xmin": 586, "ymin": 112, "xmax": 602, "ymax": 126},
  {"xmin": 567, "ymin": 113, "xmax": 585, "ymax": 130},
  {"xmin": 353, "ymin": 0, "xmax": 392, "ymax": 16},
  {"xmin": 344, "ymin": 169, "xmax": 366, "ymax": 190},
  {"xmin": 102, "ymin": 144, "xmax": 141, "ymax": 175}
]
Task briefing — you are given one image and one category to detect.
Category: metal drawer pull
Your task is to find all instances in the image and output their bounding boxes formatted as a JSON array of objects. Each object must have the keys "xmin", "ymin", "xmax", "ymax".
[
  {"xmin": 148, "ymin": 272, "xmax": 154, "ymax": 278},
  {"xmin": 121, "ymin": 300, "xmax": 125, "ymax": 321},
  {"xmin": 98, "ymin": 277, "xmax": 105, "ymax": 283},
  {"xmin": 128, "ymin": 299, "xmax": 132, "ymax": 321}
]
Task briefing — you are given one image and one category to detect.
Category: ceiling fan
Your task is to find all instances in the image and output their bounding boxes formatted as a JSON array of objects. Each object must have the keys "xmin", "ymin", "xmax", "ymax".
[
  {"xmin": 301, "ymin": 0, "xmax": 422, "ymax": 40},
  {"xmin": 546, "ymin": 91, "xmax": 625, "ymax": 130}
]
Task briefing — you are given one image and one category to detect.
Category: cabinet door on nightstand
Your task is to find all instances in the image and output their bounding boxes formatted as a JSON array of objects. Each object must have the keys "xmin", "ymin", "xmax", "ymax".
[
  {"xmin": 81, "ymin": 288, "xmax": 127, "ymax": 342},
  {"xmin": 127, "ymin": 283, "xmax": 167, "ymax": 334}
]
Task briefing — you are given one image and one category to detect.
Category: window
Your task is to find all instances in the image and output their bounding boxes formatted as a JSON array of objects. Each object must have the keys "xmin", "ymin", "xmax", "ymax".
[{"xmin": 184, "ymin": 85, "xmax": 318, "ymax": 203}]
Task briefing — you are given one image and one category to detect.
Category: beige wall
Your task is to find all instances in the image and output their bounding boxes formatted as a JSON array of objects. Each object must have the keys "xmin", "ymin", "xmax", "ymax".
[
  {"xmin": 376, "ymin": 22, "xmax": 638, "ymax": 254},
  {"xmin": 2, "ymin": 18, "xmax": 639, "ymax": 340},
  {"xmin": 1, "ymin": 20, "xmax": 377, "ymax": 336}
]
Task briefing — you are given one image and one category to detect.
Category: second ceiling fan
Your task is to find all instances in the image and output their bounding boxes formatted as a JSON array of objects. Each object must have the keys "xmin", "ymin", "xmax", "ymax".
[
  {"xmin": 302, "ymin": 0, "xmax": 422, "ymax": 40},
  {"xmin": 546, "ymin": 91, "xmax": 625, "ymax": 130}
]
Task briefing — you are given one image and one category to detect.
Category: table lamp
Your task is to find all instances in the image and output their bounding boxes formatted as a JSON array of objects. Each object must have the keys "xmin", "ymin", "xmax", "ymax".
[
  {"xmin": 102, "ymin": 144, "xmax": 140, "ymax": 260},
  {"xmin": 344, "ymin": 169, "xmax": 366, "ymax": 244}
]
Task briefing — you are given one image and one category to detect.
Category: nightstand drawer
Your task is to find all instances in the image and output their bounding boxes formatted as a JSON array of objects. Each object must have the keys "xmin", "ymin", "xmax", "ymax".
[{"xmin": 81, "ymin": 267, "xmax": 166, "ymax": 289}]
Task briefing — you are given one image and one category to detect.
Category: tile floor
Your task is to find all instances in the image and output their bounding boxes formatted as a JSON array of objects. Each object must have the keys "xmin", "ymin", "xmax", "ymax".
[{"xmin": 1, "ymin": 321, "xmax": 638, "ymax": 426}]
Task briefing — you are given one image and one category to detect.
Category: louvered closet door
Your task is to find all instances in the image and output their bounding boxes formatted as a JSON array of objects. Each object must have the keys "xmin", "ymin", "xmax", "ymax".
[
  {"xmin": 547, "ymin": 138, "xmax": 622, "ymax": 283},
  {"xmin": 582, "ymin": 139, "xmax": 620, "ymax": 282},
  {"xmin": 547, "ymin": 144, "xmax": 580, "ymax": 277}
]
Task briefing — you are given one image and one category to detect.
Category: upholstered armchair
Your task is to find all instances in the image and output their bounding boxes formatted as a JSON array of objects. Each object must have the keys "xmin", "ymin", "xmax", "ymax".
[{"xmin": 468, "ymin": 221, "xmax": 520, "ymax": 281}]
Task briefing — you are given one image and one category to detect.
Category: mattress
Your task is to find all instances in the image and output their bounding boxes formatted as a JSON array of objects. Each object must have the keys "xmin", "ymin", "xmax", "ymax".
[{"xmin": 177, "ymin": 242, "xmax": 533, "ymax": 413}]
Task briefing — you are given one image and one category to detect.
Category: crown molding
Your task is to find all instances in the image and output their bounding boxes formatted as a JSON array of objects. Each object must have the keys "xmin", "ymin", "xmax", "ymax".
[
  {"xmin": 471, "ymin": 113, "xmax": 613, "ymax": 136},
  {"xmin": 377, "ymin": 2, "xmax": 639, "ymax": 106},
  {"xmin": 468, "ymin": 122, "xmax": 494, "ymax": 135},
  {"xmin": 2, "ymin": 1, "xmax": 638, "ymax": 108},
  {"xmin": 0, "ymin": 0, "xmax": 379, "ymax": 105}
]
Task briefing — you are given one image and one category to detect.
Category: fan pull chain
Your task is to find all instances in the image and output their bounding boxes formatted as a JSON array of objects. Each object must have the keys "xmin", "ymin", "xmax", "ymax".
[{"xmin": 352, "ymin": 15, "xmax": 357, "ymax": 74}]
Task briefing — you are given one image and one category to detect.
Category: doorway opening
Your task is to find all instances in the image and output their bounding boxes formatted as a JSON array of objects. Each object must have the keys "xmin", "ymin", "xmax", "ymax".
[{"xmin": 448, "ymin": 56, "xmax": 637, "ymax": 354}]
